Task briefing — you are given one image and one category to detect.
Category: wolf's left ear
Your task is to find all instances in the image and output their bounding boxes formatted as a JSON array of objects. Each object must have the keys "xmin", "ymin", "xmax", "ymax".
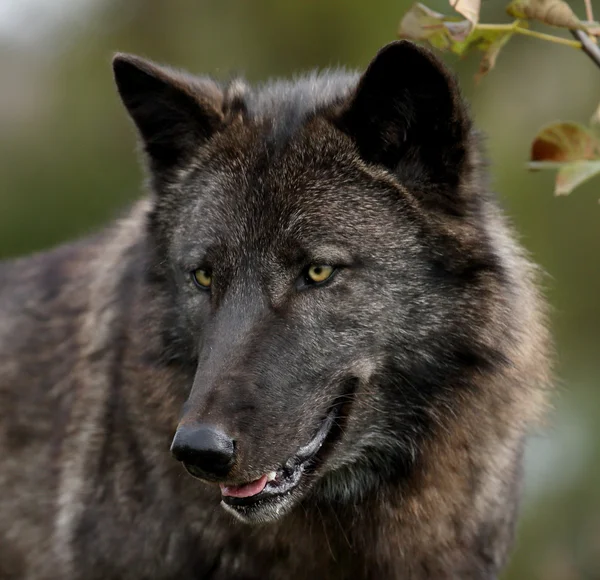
[
  {"xmin": 113, "ymin": 53, "xmax": 224, "ymax": 172},
  {"xmin": 336, "ymin": 41, "xmax": 471, "ymax": 191}
]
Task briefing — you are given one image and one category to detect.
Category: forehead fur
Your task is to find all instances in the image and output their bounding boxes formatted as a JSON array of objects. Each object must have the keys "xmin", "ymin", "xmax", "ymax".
[
  {"xmin": 168, "ymin": 122, "xmax": 410, "ymax": 262},
  {"xmin": 227, "ymin": 71, "xmax": 359, "ymax": 148}
]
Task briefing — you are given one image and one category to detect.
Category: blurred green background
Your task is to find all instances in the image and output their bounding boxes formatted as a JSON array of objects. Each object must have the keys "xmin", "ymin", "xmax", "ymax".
[{"xmin": 1, "ymin": 0, "xmax": 599, "ymax": 577}]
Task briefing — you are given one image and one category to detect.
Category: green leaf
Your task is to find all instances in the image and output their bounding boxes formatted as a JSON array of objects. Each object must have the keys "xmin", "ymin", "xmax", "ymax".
[
  {"xmin": 554, "ymin": 161, "xmax": 600, "ymax": 196},
  {"xmin": 506, "ymin": 0, "xmax": 587, "ymax": 30}
]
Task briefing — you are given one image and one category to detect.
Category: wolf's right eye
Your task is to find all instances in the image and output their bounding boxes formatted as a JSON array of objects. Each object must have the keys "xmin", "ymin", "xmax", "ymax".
[{"xmin": 191, "ymin": 268, "xmax": 212, "ymax": 290}]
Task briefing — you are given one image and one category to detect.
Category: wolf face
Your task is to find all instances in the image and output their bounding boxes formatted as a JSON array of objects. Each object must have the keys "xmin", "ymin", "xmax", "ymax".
[{"xmin": 114, "ymin": 42, "xmax": 515, "ymax": 525}]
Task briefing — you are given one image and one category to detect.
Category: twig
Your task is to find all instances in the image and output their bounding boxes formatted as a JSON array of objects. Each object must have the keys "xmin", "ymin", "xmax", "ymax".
[
  {"xmin": 570, "ymin": 29, "xmax": 600, "ymax": 70},
  {"xmin": 584, "ymin": 0, "xmax": 594, "ymax": 23},
  {"xmin": 512, "ymin": 26, "xmax": 582, "ymax": 48},
  {"xmin": 477, "ymin": 23, "xmax": 582, "ymax": 48}
]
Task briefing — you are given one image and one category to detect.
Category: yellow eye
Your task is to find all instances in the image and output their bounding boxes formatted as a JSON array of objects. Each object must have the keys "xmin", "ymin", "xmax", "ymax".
[
  {"xmin": 192, "ymin": 268, "xmax": 212, "ymax": 289},
  {"xmin": 306, "ymin": 264, "xmax": 334, "ymax": 284}
]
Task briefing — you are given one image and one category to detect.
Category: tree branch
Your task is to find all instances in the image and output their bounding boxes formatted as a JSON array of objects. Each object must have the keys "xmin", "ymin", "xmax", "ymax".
[{"xmin": 570, "ymin": 29, "xmax": 600, "ymax": 70}]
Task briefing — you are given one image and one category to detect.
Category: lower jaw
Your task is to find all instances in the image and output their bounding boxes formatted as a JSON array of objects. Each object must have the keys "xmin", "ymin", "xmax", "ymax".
[
  {"xmin": 221, "ymin": 489, "xmax": 301, "ymax": 524},
  {"xmin": 219, "ymin": 450, "xmax": 318, "ymax": 523},
  {"xmin": 220, "ymin": 437, "xmax": 326, "ymax": 523}
]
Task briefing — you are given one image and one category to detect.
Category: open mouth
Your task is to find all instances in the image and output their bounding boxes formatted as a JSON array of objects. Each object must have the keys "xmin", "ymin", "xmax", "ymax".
[{"xmin": 219, "ymin": 402, "xmax": 342, "ymax": 515}]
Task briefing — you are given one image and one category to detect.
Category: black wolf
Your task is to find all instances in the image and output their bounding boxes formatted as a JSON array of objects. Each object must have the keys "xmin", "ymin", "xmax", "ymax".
[{"xmin": 0, "ymin": 41, "xmax": 551, "ymax": 579}]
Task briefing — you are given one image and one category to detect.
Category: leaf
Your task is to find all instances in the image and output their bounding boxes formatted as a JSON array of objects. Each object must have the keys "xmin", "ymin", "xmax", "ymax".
[
  {"xmin": 530, "ymin": 122, "xmax": 600, "ymax": 163},
  {"xmin": 506, "ymin": 0, "xmax": 587, "ymax": 30},
  {"xmin": 447, "ymin": 25, "xmax": 517, "ymax": 79},
  {"xmin": 554, "ymin": 161, "xmax": 600, "ymax": 195},
  {"xmin": 581, "ymin": 20, "xmax": 600, "ymax": 33},
  {"xmin": 475, "ymin": 31, "xmax": 513, "ymax": 82},
  {"xmin": 398, "ymin": 3, "xmax": 449, "ymax": 47},
  {"xmin": 530, "ymin": 161, "xmax": 600, "ymax": 195},
  {"xmin": 449, "ymin": 0, "xmax": 481, "ymax": 28},
  {"xmin": 398, "ymin": 2, "xmax": 514, "ymax": 71},
  {"xmin": 591, "ymin": 104, "xmax": 600, "ymax": 129},
  {"xmin": 444, "ymin": 19, "xmax": 475, "ymax": 43},
  {"xmin": 528, "ymin": 122, "xmax": 600, "ymax": 195},
  {"xmin": 398, "ymin": 3, "xmax": 467, "ymax": 49}
]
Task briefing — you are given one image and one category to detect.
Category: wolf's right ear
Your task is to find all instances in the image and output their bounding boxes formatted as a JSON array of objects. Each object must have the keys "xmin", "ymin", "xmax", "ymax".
[{"xmin": 112, "ymin": 54, "xmax": 224, "ymax": 171}]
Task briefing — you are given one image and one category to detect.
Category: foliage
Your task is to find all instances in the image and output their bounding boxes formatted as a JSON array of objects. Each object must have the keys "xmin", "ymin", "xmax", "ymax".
[{"xmin": 398, "ymin": 0, "xmax": 600, "ymax": 197}]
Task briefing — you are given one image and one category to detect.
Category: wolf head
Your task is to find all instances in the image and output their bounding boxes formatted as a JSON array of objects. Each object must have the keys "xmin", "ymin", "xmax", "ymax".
[{"xmin": 113, "ymin": 42, "xmax": 510, "ymax": 524}]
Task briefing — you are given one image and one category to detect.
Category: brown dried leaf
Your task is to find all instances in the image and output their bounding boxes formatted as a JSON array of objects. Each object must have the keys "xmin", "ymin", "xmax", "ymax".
[
  {"xmin": 506, "ymin": 0, "xmax": 586, "ymax": 30},
  {"xmin": 530, "ymin": 122, "xmax": 600, "ymax": 162}
]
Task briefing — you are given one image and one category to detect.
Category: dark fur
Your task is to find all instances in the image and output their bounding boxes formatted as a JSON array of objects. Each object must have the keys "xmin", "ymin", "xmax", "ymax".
[{"xmin": 0, "ymin": 42, "xmax": 551, "ymax": 579}]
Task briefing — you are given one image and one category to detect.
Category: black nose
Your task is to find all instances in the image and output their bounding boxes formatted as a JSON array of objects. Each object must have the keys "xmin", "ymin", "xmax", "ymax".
[{"xmin": 170, "ymin": 424, "xmax": 235, "ymax": 481}]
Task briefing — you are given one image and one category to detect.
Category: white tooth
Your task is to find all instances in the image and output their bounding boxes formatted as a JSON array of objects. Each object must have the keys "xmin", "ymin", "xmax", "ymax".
[{"xmin": 266, "ymin": 471, "xmax": 277, "ymax": 482}]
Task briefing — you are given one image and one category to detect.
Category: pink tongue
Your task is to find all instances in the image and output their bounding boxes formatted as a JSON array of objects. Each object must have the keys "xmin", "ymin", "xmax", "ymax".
[{"xmin": 220, "ymin": 474, "xmax": 268, "ymax": 498}]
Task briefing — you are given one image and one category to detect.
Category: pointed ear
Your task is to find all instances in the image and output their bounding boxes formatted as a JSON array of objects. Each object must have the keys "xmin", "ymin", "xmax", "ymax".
[
  {"xmin": 336, "ymin": 41, "xmax": 471, "ymax": 189},
  {"xmin": 112, "ymin": 53, "xmax": 224, "ymax": 171}
]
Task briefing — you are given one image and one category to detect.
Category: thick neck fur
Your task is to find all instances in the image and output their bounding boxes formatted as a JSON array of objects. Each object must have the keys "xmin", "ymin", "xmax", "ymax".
[{"xmin": 40, "ymin": 197, "xmax": 547, "ymax": 580}]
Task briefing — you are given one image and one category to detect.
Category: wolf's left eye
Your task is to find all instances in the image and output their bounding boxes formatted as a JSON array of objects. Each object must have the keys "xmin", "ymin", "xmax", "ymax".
[
  {"xmin": 305, "ymin": 264, "xmax": 335, "ymax": 285},
  {"xmin": 191, "ymin": 268, "xmax": 212, "ymax": 290}
]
